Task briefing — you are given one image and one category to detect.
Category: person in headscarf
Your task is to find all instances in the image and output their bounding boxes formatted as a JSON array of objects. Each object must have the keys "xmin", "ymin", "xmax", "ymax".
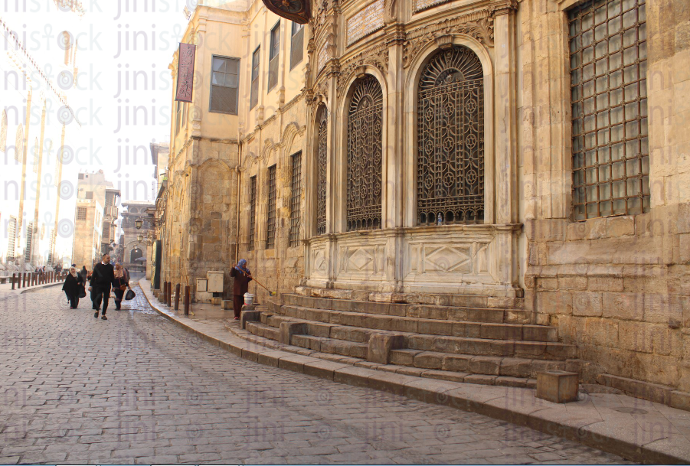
[
  {"xmin": 112, "ymin": 263, "xmax": 130, "ymax": 310},
  {"xmin": 229, "ymin": 259, "xmax": 252, "ymax": 320},
  {"xmin": 62, "ymin": 267, "xmax": 84, "ymax": 309}
]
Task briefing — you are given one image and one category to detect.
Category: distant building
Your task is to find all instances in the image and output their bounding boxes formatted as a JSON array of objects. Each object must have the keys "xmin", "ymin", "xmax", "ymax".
[
  {"xmin": 5, "ymin": 216, "xmax": 17, "ymax": 263},
  {"xmin": 71, "ymin": 170, "xmax": 120, "ymax": 267},
  {"xmin": 120, "ymin": 201, "xmax": 155, "ymax": 271}
]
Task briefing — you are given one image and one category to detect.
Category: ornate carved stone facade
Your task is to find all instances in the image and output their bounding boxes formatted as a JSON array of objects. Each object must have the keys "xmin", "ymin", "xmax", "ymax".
[{"xmin": 159, "ymin": 0, "xmax": 690, "ymax": 405}]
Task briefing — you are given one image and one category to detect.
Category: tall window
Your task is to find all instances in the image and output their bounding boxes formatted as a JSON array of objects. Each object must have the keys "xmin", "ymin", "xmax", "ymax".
[
  {"xmin": 175, "ymin": 101, "xmax": 182, "ymax": 135},
  {"xmin": 250, "ymin": 47, "xmax": 261, "ymax": 109},
  {"xmin": 210, "ymin": 56, "xmax": 239, "ymax": 114},
  {"xmin": 290, "ymin": 22, "xmax": 304, "ymax": 69},
  {"xmin": 569, "ymin": 0, "xmax": 648, "ymax": 220},
  {"xmin": 249, "ymin": 176, "xmax": 257, "ymax": 250},
  {"xmin": 266, "ymin": 165, "xmax": 277, "ymax": 249},
  {"xmin": 316, "ymin": 106, "xmax": 328, "ymax": 235},
  {"xmin": 289, "ymin": 152, "xmax": 302, "ymax": 247},
  {"xmin": 417, "ymin": 46, "xmax": 484, "ymax": 225},
  {"xmin": 347, "ymin": 76, "xmax": 383, "ymax": 231},
  {"xmin": 268, "ymin": 23, "xmax": 280, "ymax": 92}
]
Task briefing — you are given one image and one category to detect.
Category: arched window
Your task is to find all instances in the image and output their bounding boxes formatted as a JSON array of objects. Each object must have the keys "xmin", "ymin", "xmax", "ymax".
[
  {"xmin": 316, "ymin": 106, "xmax": 328, "ymax": 235},
  {"xmin": 130, "ymin": 248, "xmax": 143, "ymax": 263},
  {"xmin": 417, "ymin": 46, "xmax": 484, "ymax": 225},
  {"xmin": 347, "ymin": 75, "xmax": 383, "ymax": 231}
]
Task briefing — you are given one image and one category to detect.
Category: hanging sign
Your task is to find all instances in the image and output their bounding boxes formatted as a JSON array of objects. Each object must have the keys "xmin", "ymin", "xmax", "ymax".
[{"xmin": 175, "ymin": 43, "xmax": 196, "ymax": 102}]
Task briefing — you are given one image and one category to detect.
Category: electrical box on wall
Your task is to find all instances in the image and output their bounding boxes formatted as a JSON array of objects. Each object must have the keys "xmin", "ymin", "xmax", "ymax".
[
  {"xmin": 196, "ymin": 278, "xmax": 207, "ymax": 292},
  {"xmin": 207, "ymin": 271, "xmax": 224, "ymax": 293}
]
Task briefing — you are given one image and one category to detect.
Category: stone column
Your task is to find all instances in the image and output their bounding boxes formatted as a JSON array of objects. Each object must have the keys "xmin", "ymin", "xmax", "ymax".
[{"xmin": 493, "ymin": 7, "xmax": 518, "ymax": 226}]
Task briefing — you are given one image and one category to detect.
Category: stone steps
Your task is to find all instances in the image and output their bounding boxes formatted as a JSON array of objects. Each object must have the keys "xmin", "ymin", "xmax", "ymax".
[
  {"xmin": 255, "ymin": 307, "xmax": 575, "ymax": 360},
  {"xmin": 281, "ymin": 294, "xmax": 534, "ymax": 324},
  {"xmin": 273, "ymin": 303, "xmax": 556, "ymax": 342}
]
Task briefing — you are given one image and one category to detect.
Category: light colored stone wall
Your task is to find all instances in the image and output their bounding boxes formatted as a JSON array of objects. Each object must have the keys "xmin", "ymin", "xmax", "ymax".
[{"xmin": 519, "ymin": 0, "xmax": 690, "ymax": 392}]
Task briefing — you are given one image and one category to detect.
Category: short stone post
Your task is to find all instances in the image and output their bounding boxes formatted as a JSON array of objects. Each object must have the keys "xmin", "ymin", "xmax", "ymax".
[
  {"xmin": 536, "ymin": 371, "xmax": 579, "ymax": 403},
  {"xmin": 174, "ymin": 284, "xmax": 180, "ymax": 310}
]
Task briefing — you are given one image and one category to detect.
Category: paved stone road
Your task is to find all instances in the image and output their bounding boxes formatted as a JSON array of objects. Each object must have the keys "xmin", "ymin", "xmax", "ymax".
[{"xmin": 0, "ymin": 286, "xmax": 629, "ymax": 464}]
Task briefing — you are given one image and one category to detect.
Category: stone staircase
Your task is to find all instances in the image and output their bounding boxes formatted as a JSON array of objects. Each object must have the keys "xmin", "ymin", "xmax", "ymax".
[{"xmin": 240, "ymin": 293, "xmax": 581, "ymax": 388}]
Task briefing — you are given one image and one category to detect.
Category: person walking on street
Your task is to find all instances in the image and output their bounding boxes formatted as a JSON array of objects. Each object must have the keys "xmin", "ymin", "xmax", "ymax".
[
  {"xmin": 112, "ymin": 263, "xmax": 130, "ymax": 310},
  {"xmin": 89, "ymin": 254, "xmax": 115, "ymax": 320},
  {"xmin": 230, "ymin": 259, "xmax": 252, "ymax": 321},
  {"xmin": 62, "ymin": 267, "xmax": 84, "ymax": 309}
]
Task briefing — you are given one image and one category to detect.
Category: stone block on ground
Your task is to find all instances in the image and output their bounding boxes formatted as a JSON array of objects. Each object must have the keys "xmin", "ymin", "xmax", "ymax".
[
  {"xmin": 367, "ymin": 333, "xmax": 405, "ymax": 364},
  {"xmin": 279, "ymin": 321, "xmax": 308, "ymax": 345},
  {"xmin": 240, "ymin": 310, "xmax": 262, "ymax": 329},
  {"xmin": 536, "ymin": 370, "xmax": 579, "ymax": 403}
]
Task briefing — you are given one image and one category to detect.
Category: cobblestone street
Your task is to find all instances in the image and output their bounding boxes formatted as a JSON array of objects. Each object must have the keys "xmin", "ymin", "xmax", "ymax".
[{"xmin": 0, "ymin": 285, "xmax": 628, "ymax": 464}]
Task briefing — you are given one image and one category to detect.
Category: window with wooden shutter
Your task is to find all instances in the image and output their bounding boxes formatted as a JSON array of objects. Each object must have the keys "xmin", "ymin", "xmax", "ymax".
[
  {"xmin": 209, "ymin": 56, "xmax": 239, "ymax": 114},
  {"xmin": 250, "ymin": 47, "xmax": 260, "ymax": 109},
  {"xmin": 290, "ymin": 22, "xmax": 304, "ymax": 70},
  {"xmin": 268, "ymin": 23, "xmax": 280, "ymax": 92}
]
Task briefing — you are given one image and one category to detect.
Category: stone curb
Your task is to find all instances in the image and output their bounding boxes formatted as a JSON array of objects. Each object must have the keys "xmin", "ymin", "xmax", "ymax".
[
  {"xmin": 0, "ymin": 281, "xmax": 64, "ymax": 298},
  {"xmin": 138, "ymin": 282, "xmax": 689, "ymax": 464}
]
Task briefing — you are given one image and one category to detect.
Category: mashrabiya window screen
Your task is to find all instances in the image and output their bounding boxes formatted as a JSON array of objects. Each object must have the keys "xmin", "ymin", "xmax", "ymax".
[
  {"xmin": 250, "ymin": 47, "xmax": 261, "ymax": 110},
  {"xmin": 347, "ymin": 76, "xmax": 383, "ymax": 232},
  {"xmin": 249, "ymin": 176, "xmax": 257, "ymax": 251},
  {"xmin": 289, "ymin": 152, "xmax": 302, "ymax": 247},
  {"xmin": 569, "ymin": 0, "xmax": 649, "ymax": 220},
  {"xmin": 266, "ymin": 165, "xmax": 277, "ymax": 249},
  {"xmin": 290, "ymin": 22, "xmax": 304, "ymax": 69},
  {"xmin": 417, "ymin": 46, "xmax": 484, "ymax": 225},
  {"xmin": 316, "ymin": 107, "xmax": 328, "ymax": 235},
  {"xmin": 210, "ymin": 56, "xmax": 239, "ymax": 114},
  {"xmin": 77, "ymin": 207, "xmax": 87, "ymax": 220}
]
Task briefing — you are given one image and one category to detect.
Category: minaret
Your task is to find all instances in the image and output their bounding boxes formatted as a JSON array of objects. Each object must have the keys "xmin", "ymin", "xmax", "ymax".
[
  {"xmin": 17, "ymin": 87, "xmax": 31, "ymax": 266},
  {"xmin": 30, "ymin": 98, "xmax": 47, "ymax": 265},
  {"xmin": 50, "ymin": 124, "xmax": 66, "ymax": 264}
]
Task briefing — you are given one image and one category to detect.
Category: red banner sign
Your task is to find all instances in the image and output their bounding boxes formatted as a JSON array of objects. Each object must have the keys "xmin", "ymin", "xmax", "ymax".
[{"xmin": 175, "ymin": 43, "xmax": 196, "ymax": 102}]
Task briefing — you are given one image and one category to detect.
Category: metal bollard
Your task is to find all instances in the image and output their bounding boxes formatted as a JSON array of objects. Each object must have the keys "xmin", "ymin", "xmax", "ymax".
[
  {"xmin": 174, "ymin": 284, "xmax": 180, "ymax": 311},
  {"xmin": 11, "ymin": 273, "xmax": 15, "ymax": 290},
  {"xmin": 168, "ymin": 283, "xmax": 173, "ymax": 307},
  {"xmin": 184, "ymin": 285, "xmax": 190, "ymax": 316}
]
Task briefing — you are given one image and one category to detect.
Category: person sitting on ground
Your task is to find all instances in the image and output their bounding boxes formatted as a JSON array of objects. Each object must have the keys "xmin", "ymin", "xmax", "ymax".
[{"xmin": 230, "ymin": 259, "xmax": 252, "ymax": 321}]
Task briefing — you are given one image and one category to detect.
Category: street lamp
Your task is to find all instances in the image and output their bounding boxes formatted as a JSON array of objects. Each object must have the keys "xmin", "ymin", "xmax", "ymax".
[
  {"xmin": 137, "ymin": 233, "xmax": 144, "ymax": 242},
  {"xmin": 135, "ymin": 217, "xmax": 143, "ymax": 229}
]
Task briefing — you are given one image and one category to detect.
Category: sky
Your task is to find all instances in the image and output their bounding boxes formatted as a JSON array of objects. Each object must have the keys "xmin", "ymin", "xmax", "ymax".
[{"xmin": 1, "ymin": 0, "xmax": 191, "ymax": 262}]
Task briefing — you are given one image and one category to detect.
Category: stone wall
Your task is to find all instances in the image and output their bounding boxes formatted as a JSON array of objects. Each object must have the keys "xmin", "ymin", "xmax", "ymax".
[{"xmin": 519, "ymin": 0, "xmax": 690, "ymax": 393}]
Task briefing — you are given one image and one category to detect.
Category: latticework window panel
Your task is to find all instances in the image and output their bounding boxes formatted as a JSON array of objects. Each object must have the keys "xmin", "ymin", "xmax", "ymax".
[
  {"xmin": 289, "ymin": 152, "xmax": 302, "ymax": 247},
  {"xmin": 290, "ymin": 22, "xmax": 304, "ymax": 70},
  {"xmin": 268, "ymin": 23, "xmax": 280, "ymax": 92},
  {"xmin": 417, "ymin": 46, "xmax": 484, "ymax": 225},
  {"xmin": 347, "ymin": 76, "xmax": 383, "ymax": 231},
  {"xmin": 266, "ymin": 165, "xmax": 277, "ymax": 249},
  {"xmin": 249, "ymin": 176, "xmax": 257, "ymax": 251},
  {"xmin": 569, "ymin": 0, "xmax": 649, "ymax": 220},
  {"xmin": 316, "ymin": 106, "xmax": 328, "ymax": 235},
  {"xmin": 77, "ymin": 207, "xmax": 87, "ymax": 221}
]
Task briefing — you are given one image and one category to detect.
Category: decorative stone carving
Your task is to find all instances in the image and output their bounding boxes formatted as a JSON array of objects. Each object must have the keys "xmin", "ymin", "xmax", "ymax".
[
  {"xmin": 347, "ymin": 0, "xmax": 385, "ymax": 46},
  {"xmin": 340, "ymin": 245, "xmax": 386, "ymax": 274},
  {"xmin": 384, "ymin": 0, "xmax": 397, "ymax": 24},
  {"xmin": 403, "ymin": 9, "xmax": 495, "ymax": 68},
  {"xmin": 336, "ymin": 44, "xmax": 389, "ymax": 97}
]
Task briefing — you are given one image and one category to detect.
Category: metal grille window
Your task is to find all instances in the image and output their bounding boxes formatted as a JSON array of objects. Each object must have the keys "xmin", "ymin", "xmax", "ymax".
[
  {"xmin": 268, "ymin": 23, "xmax": 280, "ymax": 92},
  {"xmin": 289, "ymin": 152, "xmax": 302, "ymax": 247},
  {"xmin": 417, "ymin": 46, "xmax": 484, "ymax": 225},
  {"xmin": 290, "ymin": 22, "xmax": 304, "ymax": 70},
  {"xmin": 249, "ymin": 176, "xmax": 257, "ymax": 250},
  {"xmin": 210, "ymin": 56, "xmax": 239, "ymax": 114},
  {"xmin": 316, "ymin": 106, "xmax": 328, "ymax": 235},
  {"xmin": 569, "ymin": 0, "xmax": 648, "ymax": 220},
  {"xmin": 77, "ymin": 207, "xmax": 87, "ymax": 220},
  {"xmin": 266, "ymin": 165, "xmax": 277, "ymax": 249},
  {"xmin": 250, "ymin": 47, "xmax": 261, "ymax": 109},
  {"xmin": 347, "ymin": 76, "xmax": 383, "ymax": 231}
]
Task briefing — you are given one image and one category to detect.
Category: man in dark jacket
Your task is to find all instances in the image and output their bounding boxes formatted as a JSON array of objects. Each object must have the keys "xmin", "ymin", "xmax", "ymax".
[{"xmin": 90, "ymin": 254, "xmax": 115, "ymax": 320}]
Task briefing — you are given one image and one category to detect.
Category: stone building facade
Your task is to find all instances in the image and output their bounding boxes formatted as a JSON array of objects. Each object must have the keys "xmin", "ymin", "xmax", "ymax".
[{"xmin": 158, "ymin": 0, "xmax": 690, "ymax": 405}]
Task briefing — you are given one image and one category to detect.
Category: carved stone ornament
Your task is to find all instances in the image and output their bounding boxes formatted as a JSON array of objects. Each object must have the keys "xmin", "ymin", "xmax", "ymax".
[
  {"xmin": 403, "ymin": 9, "xmax": 495, "ymax": 68},
  {"xmin": 337, "ymin": 45, "xmax": 389, "ymax": 98},
  {"xmin": 262, "ymin": 0, "xmax": 311, "ymax": 24}
]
